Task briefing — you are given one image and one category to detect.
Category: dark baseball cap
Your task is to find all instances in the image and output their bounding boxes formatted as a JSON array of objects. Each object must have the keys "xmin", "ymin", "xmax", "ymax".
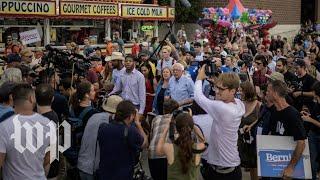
[
  {"xmin": 138, "ymin": 49, "xmax": 150, "ymax": 58},
  {"xmin": 6, "ymin": 54, "xmax": 21, "ymax": 64}
]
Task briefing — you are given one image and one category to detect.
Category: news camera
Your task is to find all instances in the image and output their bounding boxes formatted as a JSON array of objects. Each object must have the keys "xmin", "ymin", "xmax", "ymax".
[
  {"xmin": 41, "ymin": 45, "xmax": 91, "ymax": 77},
  {"xmin": 190, "ymin": 56, "xmax": 220, "ymax": 77}
]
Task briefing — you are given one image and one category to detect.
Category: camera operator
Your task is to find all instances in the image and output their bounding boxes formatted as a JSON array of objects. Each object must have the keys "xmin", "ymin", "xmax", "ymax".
[
  {"xmin": 78, "ymin": 95, "xmax": 123, "ymax": 179},
  {"xmin": 194, "ymin": 66, "xmax": 245, "ymax": 179},
  {"xmin": 97, "ymin": 100, "xmax": 147, "ymax": 179},
  {"xmin": 292, "ymin": 59, "xmax": 316, "ymax": 111}
]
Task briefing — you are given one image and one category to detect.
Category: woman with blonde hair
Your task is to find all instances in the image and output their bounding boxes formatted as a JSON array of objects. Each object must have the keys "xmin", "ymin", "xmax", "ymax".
[{"xmin": 156, "ymin": 45, "xmax": 175, "ymax": 75}]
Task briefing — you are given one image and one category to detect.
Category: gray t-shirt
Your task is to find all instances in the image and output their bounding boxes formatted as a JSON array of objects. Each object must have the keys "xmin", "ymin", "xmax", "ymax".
[
  {"xmin": 0, "ymin": 113, "xmax": 53, "ymax": 180},
  {"xmin": 78, "ymin": 112, "xmax": 111, "ymax": 174}
]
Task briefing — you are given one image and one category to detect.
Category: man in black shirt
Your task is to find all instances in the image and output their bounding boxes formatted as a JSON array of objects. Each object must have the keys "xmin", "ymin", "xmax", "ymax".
[
  {"xmin": 35, "ymin": 84, "xmax": 59, "ymax": 179},
  {"xmin": 276, "ymin": 58, "xmax": 297, "ymax": 86},
  {"xmin": 292, "ymin": 59, "xmax": 316, "ymax": 111},
  {"xmin": 266, "ymin": 80, "xmax": 306, "ymax": 179},
  {"xmin": 301, "ymin": 81, "xmax": 320, "ymax": 179}
]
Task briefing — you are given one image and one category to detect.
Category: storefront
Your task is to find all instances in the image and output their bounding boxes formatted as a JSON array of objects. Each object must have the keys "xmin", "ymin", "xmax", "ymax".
[
  {"xmin": 0, "ymin": 0, "xmax": 175, "ymax": 50},
  {"xmin": 0, "ymin": 0, "xmax": 56, "ymax": 47}
]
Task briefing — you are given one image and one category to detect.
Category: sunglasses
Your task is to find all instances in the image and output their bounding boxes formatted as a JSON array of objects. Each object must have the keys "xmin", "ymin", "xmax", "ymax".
[{"xmin": 255, "ymin": 62, "xmax": 262, "ymax": 65}]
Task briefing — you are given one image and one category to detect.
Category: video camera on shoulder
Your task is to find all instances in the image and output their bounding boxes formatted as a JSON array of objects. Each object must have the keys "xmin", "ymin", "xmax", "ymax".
[{"xmin": 190, "ymin": 56, "xmax": 219, "ymax": 77}]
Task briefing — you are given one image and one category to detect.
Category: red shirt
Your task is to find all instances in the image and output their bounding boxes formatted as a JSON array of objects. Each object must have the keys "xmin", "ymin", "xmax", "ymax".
[
  {"xmin": 131, "ymin": 44, "xmax": 140, "ymax": 57},
  {"xmin": 253, "ymin": 68, "xmax": 272, "ymax": 89}
]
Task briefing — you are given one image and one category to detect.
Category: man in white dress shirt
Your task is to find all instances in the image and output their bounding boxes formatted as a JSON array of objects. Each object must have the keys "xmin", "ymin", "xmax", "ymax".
[{"xmin": 194, "ymin": 66, "xmax": 245, "ymax": 180}]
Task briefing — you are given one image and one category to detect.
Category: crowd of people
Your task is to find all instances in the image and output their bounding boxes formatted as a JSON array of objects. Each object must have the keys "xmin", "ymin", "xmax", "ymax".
[{"xmin": 0, "ymin": 25, "xmax": 320, "ymax": 180}]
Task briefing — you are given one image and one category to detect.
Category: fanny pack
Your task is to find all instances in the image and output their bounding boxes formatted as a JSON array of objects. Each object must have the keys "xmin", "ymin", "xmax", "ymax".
[{"xmin": 210, "ymin": 164, "xmax": 236, "ymax": 174}]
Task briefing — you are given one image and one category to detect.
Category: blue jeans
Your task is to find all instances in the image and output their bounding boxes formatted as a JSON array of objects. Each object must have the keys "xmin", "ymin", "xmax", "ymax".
[{"xmin": 309, "ymin": 130, "xmax": 320, "ymax": 180}]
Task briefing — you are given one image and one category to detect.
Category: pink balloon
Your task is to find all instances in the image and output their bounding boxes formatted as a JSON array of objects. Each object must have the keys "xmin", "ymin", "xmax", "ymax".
[
  {"xmin": 223, "ymin": 8, "xmax": 230, "ymax": 15},
  {"xmin": 209, "ymin": 8, "xmax": 216, "ymax": 14}
]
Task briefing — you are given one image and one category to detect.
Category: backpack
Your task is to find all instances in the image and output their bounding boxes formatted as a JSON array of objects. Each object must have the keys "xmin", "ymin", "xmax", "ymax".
[
  {"xmin": 160, "ymin": 58, "xmax": 175, "ymax": 70},
  {"xmin": 0, "ymin": 109, "xmax": 14, "ymax": 123},
  {"xmin": 63, "ymin": 106, "xmax": 94, "ymax": 166}
]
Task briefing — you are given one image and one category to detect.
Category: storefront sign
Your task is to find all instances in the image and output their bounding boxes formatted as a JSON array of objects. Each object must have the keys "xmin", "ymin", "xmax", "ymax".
[
  {"xmin": 19, "ymin": 29, "xmax": 41, "ymax": 45},
  {"xmin": 0, "ymin": 0, "xmax": 55, "ymax": 16},
  {"xmin": 168, "ymin": 7, "xmax": 174, "ymax": 18},
  {"xmin": 141, "ymin": 25, "xmax": 155, "ymax": 31},
  {"xmin": 122, "ymin": 5, "xmax": 167, "ymax": 19},
  {"xmin": 257, "ymin": 135, "xmax": 311, "ymax": 179},
  {"xmin": 60, "ymin": 2, "xmax": 118, "ymax": 16}
]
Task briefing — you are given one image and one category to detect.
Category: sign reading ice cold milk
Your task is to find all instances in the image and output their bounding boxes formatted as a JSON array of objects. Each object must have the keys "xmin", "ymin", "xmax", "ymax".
[{"xmin": 122, "ymin": 5, "xmax": 167, "ymax": 19}]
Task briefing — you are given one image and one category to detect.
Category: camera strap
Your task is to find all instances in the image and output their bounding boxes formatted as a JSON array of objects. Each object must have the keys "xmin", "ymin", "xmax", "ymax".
[{"xmin": 192, "ymin": 142, "xmax": 208, "ymax": 154}]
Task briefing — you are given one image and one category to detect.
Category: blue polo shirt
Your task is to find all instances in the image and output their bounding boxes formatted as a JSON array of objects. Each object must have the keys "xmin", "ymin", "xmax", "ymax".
[{"xmin": 97, "ymin": 123, "xmax": 143, "ymax": 180}]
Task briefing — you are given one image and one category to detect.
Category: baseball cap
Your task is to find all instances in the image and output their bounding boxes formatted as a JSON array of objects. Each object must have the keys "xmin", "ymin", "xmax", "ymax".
[
  {"xmin": 294, "ymin": 59, "xmax": 306, "ymax": 67},
  {"xmin": 138, "ymin": 49, "xmax": 150, "ymax": 58},
  {"xmin": 265, "ymin": 72, "xmax": 285, "ymax": 82}
]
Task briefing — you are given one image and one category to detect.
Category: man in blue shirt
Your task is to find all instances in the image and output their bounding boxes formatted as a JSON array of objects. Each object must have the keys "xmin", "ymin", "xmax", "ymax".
[
  {"xmin": 109, "ymin": 55, "xmax": 146, "ymax": 116},
  {"xmin": 166, "ymin": 63, "xmax": 194, "ymax": 106},
  {"xmin": 97, "ymin": 100, "xmax": 147, "ymax": 180}
]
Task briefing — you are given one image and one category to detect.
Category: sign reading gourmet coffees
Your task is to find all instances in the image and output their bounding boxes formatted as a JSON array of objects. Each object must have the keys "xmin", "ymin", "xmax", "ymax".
[
  {"xmin": 60, "ymin": 2, "xmax": 118, "ymax": 16},
  {"xmin": 122, "ymin": 5, "xmax": 167, "ymax": 19},
  {"xmin": 0, "ymin": 0, "xmax": 55, "ymax": 16},
  {"xmin": 168, "ymin": 7, "xmax": 174, "ymax": 18}
]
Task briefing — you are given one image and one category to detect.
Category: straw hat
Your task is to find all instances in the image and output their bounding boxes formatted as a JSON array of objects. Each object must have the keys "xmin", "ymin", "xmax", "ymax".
[
  {"xmin": 102, "ymin": 95, "xmax": 123, "ymax": 113},
  {"xmin": 105, "ymin": 52, "xmax": 124, "ymax": 62}
]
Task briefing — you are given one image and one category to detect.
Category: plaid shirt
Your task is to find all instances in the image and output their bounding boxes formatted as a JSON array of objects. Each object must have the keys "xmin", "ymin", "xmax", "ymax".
[{"xmin": 148, "ymin": 114, "xmax": 172, "ymax": 159}]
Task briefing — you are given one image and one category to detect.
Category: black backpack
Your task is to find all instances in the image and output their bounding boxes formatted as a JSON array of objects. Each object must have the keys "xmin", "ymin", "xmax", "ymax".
[{"xmin": 63, "ymin": 106, "xmax": 94, "ymax": 166}]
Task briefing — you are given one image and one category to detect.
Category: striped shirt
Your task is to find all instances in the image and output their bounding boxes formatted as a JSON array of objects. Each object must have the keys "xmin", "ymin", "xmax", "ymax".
[{"xmin": 148, "ymin": 114, "xmax": 172, "ymax": 159}]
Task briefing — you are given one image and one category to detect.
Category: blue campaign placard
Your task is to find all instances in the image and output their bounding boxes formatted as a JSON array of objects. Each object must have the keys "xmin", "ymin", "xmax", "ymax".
[{"xmin": 259, "ymin": 150, "xmax": 305, "ymax": 178}]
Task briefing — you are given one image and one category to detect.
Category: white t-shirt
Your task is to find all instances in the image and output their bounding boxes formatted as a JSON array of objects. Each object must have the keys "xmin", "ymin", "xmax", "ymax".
[
  {"xmin": 193, "ymin": 114, "xmax": 213, "ymax": 161},
  {"xmin": 0, "ymin": 113, "xmax": 54, "ymax": 180},
  {"xmin": 194, "ymin": 80, "xmax": 245, "ymax": 167}
]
